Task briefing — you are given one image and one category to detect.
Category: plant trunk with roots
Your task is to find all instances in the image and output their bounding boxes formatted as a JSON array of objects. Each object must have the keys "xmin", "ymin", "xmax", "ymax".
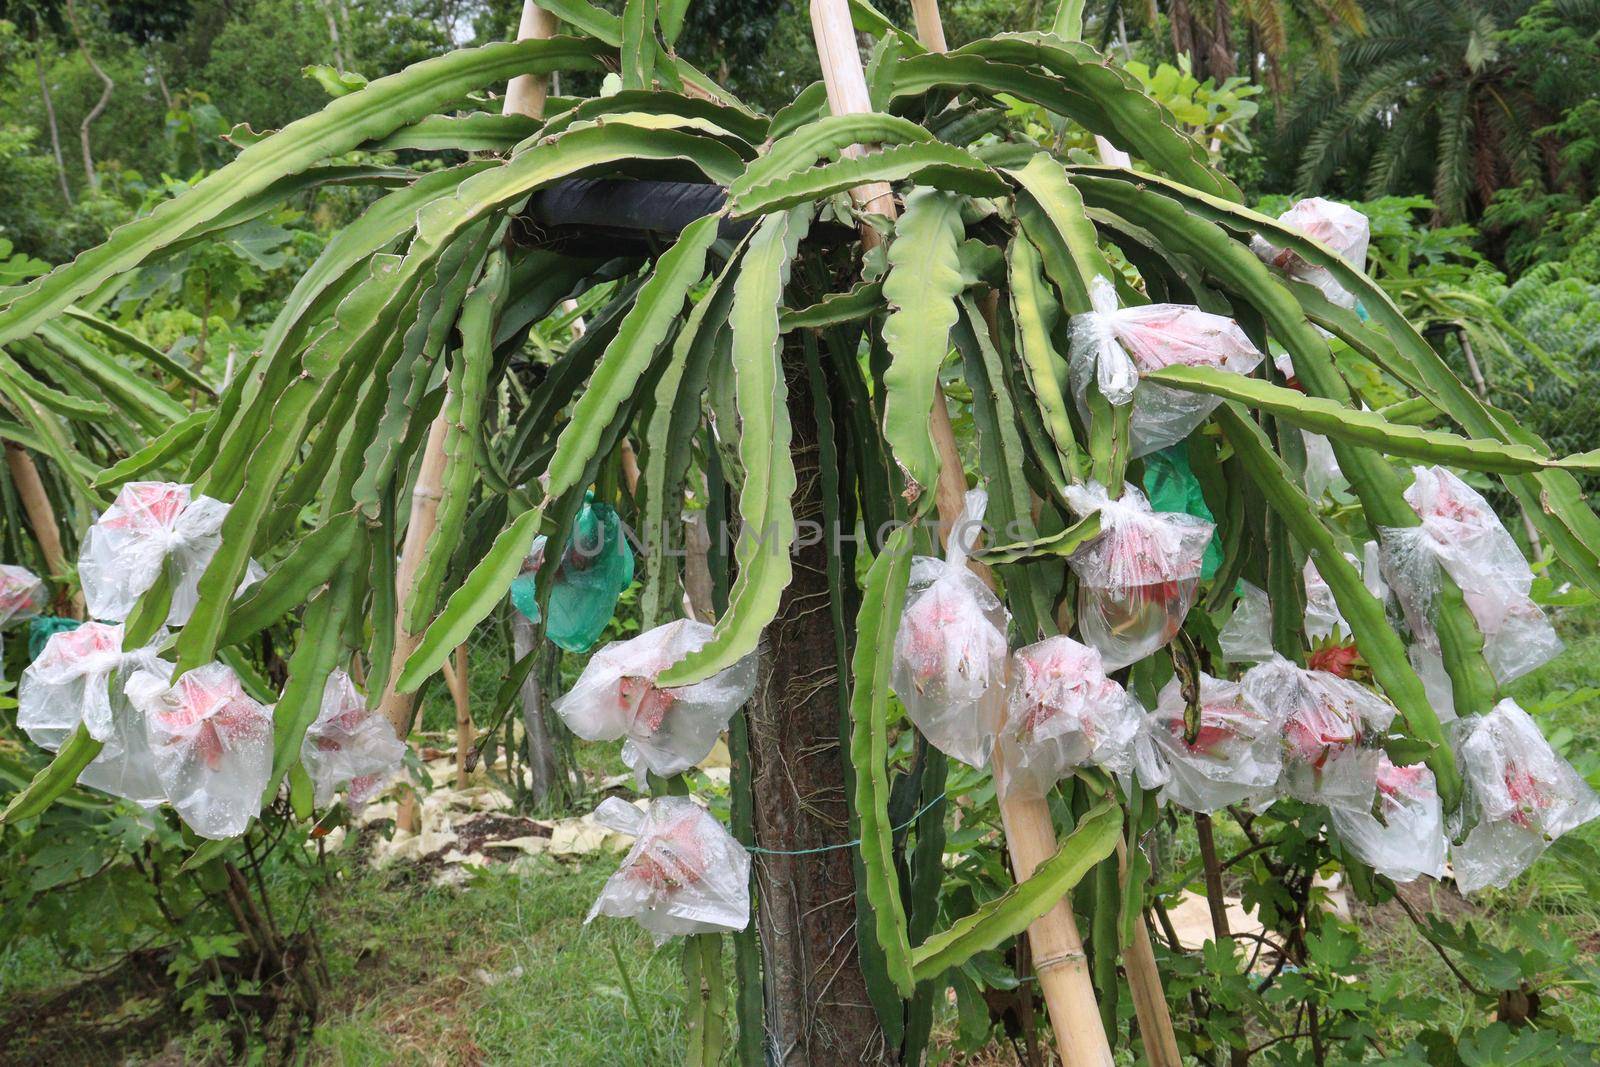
[{"xmin": 748, "ymin": 339, "xmax": 893, "ymax": 1065}]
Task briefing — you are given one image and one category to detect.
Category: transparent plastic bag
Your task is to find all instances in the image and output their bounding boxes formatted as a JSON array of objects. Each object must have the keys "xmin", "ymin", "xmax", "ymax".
[
  {"xmin": 509, "ymin": 494, "xmax": 634, "ymax": 653},
  {"xmin": 1068, "ymin": 276, "xmax": 1264, "ymax": 458},
  {"xmin": 997, "ymin": 636, "xmax": 1142, "ymax": 798},
  {"xmin": 1379, "ymin": 466, "xmax": 1561, "ymax": 685},
  {"xmin": 1304, "ymin": 556, "xmax": 1359, "ymax": 640},
  {"xmin": 1218, "ymin": 582, "xmax": 1275, "ymax": 664},
  {"xmin": 586, "ymin": 795, "xmax": 751, "ymax": 942},
  {"xmin": 0, "ymin": 564, "xmax": 46, "ymax": 630},
  {"xmin": 1065, "ymin": 481, "xmax": 1213, "ymax": 670},
  {"xmin": 1242, "ymin": 656, "xmax": 1397, "ymax": 814},
  {"xmin": 1148, "ymin": 672, "xmax": 1284, "ymax": 812},
  {"xmin": 1250, "ymin": 197, "xmax": 1370, "ymax": 308},
  {"xmin": 18, "ymin": 621, "xmax": 169, "ymax": 805},
  {"xmin": 126, "ymin": 661, "xmax": 274, "ymax": 839},
  {"xmin": 78, "ymin": 482, "xmax": 264, "ymax": 626},
  {"xmin": 300, "ymin": 669, "xmax": 407, "ymax": 807},
  {"xmin": 892, "ymin": 490, "xmax": 1010, "ymax": 769},
  {"xmin": 1450, "ymin": 699, "xmax": 1600, "ymax": 894},
  {"xmin": 1329, "ymin": 756, "xmax": 1446, "ymax": 882},
  {"xmin": 554, "ymin": 618, "xmax": 756, "ymax": 777}
]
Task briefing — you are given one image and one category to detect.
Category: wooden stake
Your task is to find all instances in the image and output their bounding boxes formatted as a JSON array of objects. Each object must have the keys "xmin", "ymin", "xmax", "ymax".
[
  {"xmin": 807, "ymin": 4, "xmax": 1112, "ymax": 1062},
  {"xmin": 5, "ymin": 444, "xmax": 81, "ymax": 617},
  {"xmin": 447, "ymin": 642, "xmax": 473, "ymax": 789}
]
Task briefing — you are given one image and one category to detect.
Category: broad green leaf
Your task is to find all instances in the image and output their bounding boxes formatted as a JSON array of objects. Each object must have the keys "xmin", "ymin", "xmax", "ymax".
[
  {"xmin": 729, "ymin": 142, "xmax": 1005, "ymax": 217},
  {"xmin": 219, "ymin": 511, "xmax": 361, "ymax": 647},
  {"xmin": 730, "ymin": 113, "xmax": 933, "ymax": 200},
  {"xmin": 1147, "ymin": 365, "xmax": 1600, "ymax": 475},
  {"xmin": 911, "ymin": 798, "xmax": 1120, "ymax": 981},
  {"xmin": 364, "ymin": 113, "xmax": 541, "ymax": 152},
  {"xmin": 0, "ymin": 727, "xmax": 103, "ymax": 826},
  {"xmin": 882, "ymin": 188, "xmax": 966, "ymax": 495},
  {"xmin": 780, "ymin": 281, "xmax": 884, "ymax": 331},
  {"xmin": 974, "ymin": 512, "xmax": 1101, "ymax": 565},
  {"xmin": 850, "ymin": 524, "xmax": 917, "ymax": 996},
  {"xmin": 658, "ymin": 207, "xmax": 809, "ymax": 686}
]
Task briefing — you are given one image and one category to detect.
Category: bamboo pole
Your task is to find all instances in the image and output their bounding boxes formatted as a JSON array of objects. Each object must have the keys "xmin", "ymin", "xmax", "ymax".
[
  {"xmin": 5, "ymin": 444, "xmax": 80, "ymax": 617},
  {"xmin": 807, "ymin": 4, "xmax": 1112, "ymax": 1062}
]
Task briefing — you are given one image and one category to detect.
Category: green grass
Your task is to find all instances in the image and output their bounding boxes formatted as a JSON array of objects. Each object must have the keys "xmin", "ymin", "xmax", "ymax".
[{"xmin": 308, "ymin": 855, "xmax": 694, "ymax": 1066}]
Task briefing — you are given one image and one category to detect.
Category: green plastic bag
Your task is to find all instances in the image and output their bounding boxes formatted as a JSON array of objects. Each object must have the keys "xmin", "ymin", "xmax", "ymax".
[
  {"xmin": 28, "ymin": 616, "xmax": 80, "ymax": 660},
  {"xmin": 1142, "ymin": 446, "xmax": 1222, "ymax": 580},
  {"xmin": 509, "ymin": 496, "xmax": 634, "ymax": 652}
]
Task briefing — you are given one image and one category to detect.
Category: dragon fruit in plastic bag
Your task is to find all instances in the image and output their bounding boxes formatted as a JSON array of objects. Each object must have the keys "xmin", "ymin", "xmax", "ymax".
[
  {"xmin": 126, "ymin": 661, "xmax": 274, "ymax": 839},
  {"xmin": 18, "ymin": 621, "xmax": 170, "ymax": 805},
  {"xmin": 78, "ymin": 481, "xmax": 264, "ymax": 627},
  {"xmin": 1148, "ymin": 672, "xmax": 1285, "ymax": 812},
  {"xmin": 1064, "ymin": 481, "xmax": 1213, "ymax": 671},
  {"xmin": 1379, "ymin": 465, "xmax": 1561, "ymax": 685},
  {"xmin": 1250, "ymin": 197, "xmax": 1370, "ymax": 308},
  {"xmin": 0, "ymin": 563, "xmax": 46, "ymax": 629},
  {"xmin": 997, "ymin": 636, "xmax": 1142, "ymax": 798},
  {"xmin": 1068, "ymin": 276, "xmax": 1264, "ymax": 458},
  {"xmin": 1242, "ymin": 656, "xmax": 1397, "ymax": 814},
  {"xmin": 892, "ymin": 490, "xmax": 1010, "ymax": 769},
  {"xmin": 1329, "ymin": 756, "xmax": 1446, "ymax": 883},
  {"xmin": 300, "ymin": 669, "xmax": 406, "ymax": 807},
  {"xmin": 555, "ymin": 617, "xmax": 756, "ymax": 777},
  {"xmin": 1450, "ymin": 699, "xmax": 1600, "ymax": 894},
  {"xmin": 586, "ymin": 795, "xmax": 750, "ymax": 941}
]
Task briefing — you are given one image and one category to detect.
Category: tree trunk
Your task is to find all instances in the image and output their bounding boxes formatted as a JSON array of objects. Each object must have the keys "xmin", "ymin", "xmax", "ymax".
[
  {"xmin": 64, "ymin": 0, "xmax": 113, "ymax": 191},
  {"xmin": 512, "ymin": 612, "xmax": 564, "ymax": 805},
  {"xmin": 748, "ymin": 342, "xmax": 893, "ymax": 1065},
  {"xmin": 1205, "ymin": 0, "xmax": 1236, "ymax": 82},
  {"xmin": 34, "ymin": 40, "xmax": 72, "ymax": 207}
]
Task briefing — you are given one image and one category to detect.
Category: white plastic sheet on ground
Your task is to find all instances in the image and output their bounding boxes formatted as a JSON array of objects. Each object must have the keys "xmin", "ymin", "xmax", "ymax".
[
  {"xmin": 300, "ymin": 669, "xmax": 407, "ymax": 807},
  {"xmin": 1450, "ymin": 699, "xmax": 1600, "ymax": 894},
  {"xmin": 1250, "ymin": 197, "xmax": 1370, "ymax": 308},
  {"xmin": 1329, "ymin": 756, "xmax": 1446, "ymax": 883},
  {"xmin": 1379, "ymin": 465, "xmax": 1561, "ymax": 686},
  {"xmin": 892, "ymin": 490, "xmax": 1010, "ymax": 769},
  {"xmin": 554, "ymin": 618, "xmax": 756, "ymax": 777},
  {"xmin": 126, "ymin": 661, "xmax": 274, "ymax": 839},
  {"xmin": 586, "ymin": 795, "xmax": 751, "ymax": 942},
  {"xmin": 1065, "ymin": 481, "xmax": 1213, "ymax": 671},
  {"xmin": 18, "ymin": 621, "xmax": 169, "ymax": 805},
  {"xmin": 997, "ymin": 636, "xmax": 1142, "ymax": 798},
  {"xmin": 1241, "ymin": 656, "xmax": 1397, "ymax": 814},
  {"xmin": 78, "ymin": 482, "xmax": 264, "ymax": 626},
  {"xmin": 1068, "ymin": 275, "xmax": 1264, "ymax": 458},
  {"xmin": 1147, "ymin": 672, "xmax": 1285, "ymax": 813}
]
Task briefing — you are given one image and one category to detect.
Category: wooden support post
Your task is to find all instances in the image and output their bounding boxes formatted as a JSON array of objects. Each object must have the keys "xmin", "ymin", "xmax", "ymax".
[
  {"xmin": 808, "ymin": 3, "xmax": 1115, "ymax": 1062},
  {"xmin": 5, "ymin": 444, "xmax": 81, "ymax": 617},
  {"xmin": 448, "ymin": 642, "xmax": 473, "ymax": 789}
]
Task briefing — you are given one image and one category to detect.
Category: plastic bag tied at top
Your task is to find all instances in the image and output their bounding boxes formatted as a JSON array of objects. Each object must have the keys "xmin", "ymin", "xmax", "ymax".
[
  {"xmin": 1147, "ymin": 672, "xmax": 1285, "ymax": 813},
  {"xmin": 1379, "ymin": 465, "xmax": 1561, "ymax": 686},
  {"xmin": 554, "ymin": 617, "xmax": 756, "ymax": 778},
  {"xmin": 1329, "ymin": 756, "xmax": 1446, "ymax": 883},
  {"xmin": 892, "ymin": 489, "xmax": 1010, "ymax": 770},
  {"xmin": 1241, "ymin": 656, "xmax": 1398, "ymax": 814},
  {"xmin": 586, "ymin": 795, "xmax": 751, "ymax": 942},
  {"xmin": 1068, "ymin": 275, "xmax": 1265, "ymax": 458},
  {"xmin": 1065, "ymin": 481, "xmax": 1213, "ymax": 671},
  {"xmin": 79, "ymin": 482, "xmax": 264, "ymax": 627},
  {"xmin": 300, "ymin": 669, "xmax": 406, "ymax": 808},
  {"xmin": 126, "ymin": 661, "xmax": 274, "ymax": 840},
  {"xmin": 18, "ymin": 621, "xmax": 170, "ymax": 806},
  {"xmin": 1450, "ymin": 699, "xmax": 1600, "ymax": 894},
  {"xmin": 1250, "ymin": 197, "xmax": 1371, "ymax": 309},
  {"xmin": 509, "ymin": 495, "xmax": 634, "ymax": 653},
  {"xmin": 998, "ymin": 636, "xmax": 1142, "ymax": 798}
]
